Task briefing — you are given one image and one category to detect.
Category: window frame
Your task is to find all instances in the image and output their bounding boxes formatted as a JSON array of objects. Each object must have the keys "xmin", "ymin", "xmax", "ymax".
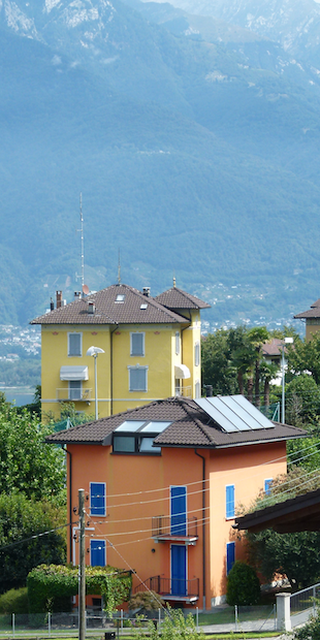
[
  {"xmin": 90, "ymin": 482, "xmax": 106, "ymax": 517},
  {"xmin": 264, "ymin": 478, "xmax": 273, "ymax": 495},
  {"xmin": 226, "ymin": 541, "xmax": 235, "ymax": 575},
  {"xmin": 90, "ymin": 539, "xmax": 106, "ymax": 567},
  {"xmin": 195, "ymin": 341, "xmax": 200, "ymax": 367},
  {"xmin": 130, "ymin": 332, "xmax": 145, "ymax": 357},
  {"xmin": 68, "ymin": 332, "xmax": 82, "ymax": 357},
  {"xmin": 175, "ymin": 331, "xmax": 180, "ymax": 356},
  {"xmin": 128, "ymin": 365, "xmax": 148, "ymax": 392},
  {"xmin": 226, "ymin": 484, "xmax": 235, "ymax": 519}
]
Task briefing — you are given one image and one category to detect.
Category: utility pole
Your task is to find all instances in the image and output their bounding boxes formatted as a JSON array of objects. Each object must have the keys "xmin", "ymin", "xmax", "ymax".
[{"xmin": 79, "ymin": 489, "xmax": 86, "ymax": 640}]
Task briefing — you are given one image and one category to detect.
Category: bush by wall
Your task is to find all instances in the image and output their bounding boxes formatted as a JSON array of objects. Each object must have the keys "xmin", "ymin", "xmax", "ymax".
[
  {"xmin": 27, "ymin": 564, "xmax": 132, "ymax": 614},
  {"xmin": 0, "ymin": 588, "xmax": 29, "ymax": 614},
  {"xmin": 226, "ymin": 561, "xmax": 260, "ymax": 606}
]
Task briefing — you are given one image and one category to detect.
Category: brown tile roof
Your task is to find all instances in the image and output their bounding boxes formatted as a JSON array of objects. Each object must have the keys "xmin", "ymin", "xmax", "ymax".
[
  {"xmin": 46, "ymin": 396, "xmax": 306, "ymax": 448},
  {"xmin": 262, "ymin": 338, "xmax": 283, "ymax": 357},
  {"xmin": 154, "ymin": 287, "xmax": 211, "ymax": 310},
  {"xmin": 294, "ymin": 298, "xmax": 320, "ymax": 319},
  {"xmin": 31, "ymin": 284, "xmax": 189, "ymax": 326}
]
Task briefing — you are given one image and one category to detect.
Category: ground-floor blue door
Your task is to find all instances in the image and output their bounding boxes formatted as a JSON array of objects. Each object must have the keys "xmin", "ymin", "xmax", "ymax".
[
  {"xmin": 171, "ymin": 544, "xmax": 187, "ymax": 596},
  {"xmin": 171, "ymin": 486, "xmax": 187, "ymax": 535}
]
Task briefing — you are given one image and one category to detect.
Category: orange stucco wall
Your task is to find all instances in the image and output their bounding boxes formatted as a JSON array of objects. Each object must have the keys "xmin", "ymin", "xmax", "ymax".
[{"xmin": 67, "ymin": 439, "xmax": 287, "ymax": 609}]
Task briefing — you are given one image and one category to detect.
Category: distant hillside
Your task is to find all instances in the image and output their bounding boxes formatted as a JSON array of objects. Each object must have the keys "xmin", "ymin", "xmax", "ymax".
[{"xmin": 1, "ymin": 0, "xmax": 320, "ymax": 330}]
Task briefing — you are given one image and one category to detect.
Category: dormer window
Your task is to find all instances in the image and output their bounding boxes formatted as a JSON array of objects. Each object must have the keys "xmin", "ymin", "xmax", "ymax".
[
  {"xmin": 115, "ymin": 294, "xmax": 125, "ymax": 303},
  {"xmin": 113, "ymin": 420, "xmax": 171, "ymax": 454}
]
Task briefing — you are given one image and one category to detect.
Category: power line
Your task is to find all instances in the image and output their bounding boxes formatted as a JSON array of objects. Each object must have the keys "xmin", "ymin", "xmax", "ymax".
[{"xmin": 0, "ymin": 521, "xmax": 77, "ymax": 552}]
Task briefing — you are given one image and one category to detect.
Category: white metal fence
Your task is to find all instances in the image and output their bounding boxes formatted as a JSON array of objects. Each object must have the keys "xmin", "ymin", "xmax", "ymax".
[{"xmin": 0, "ymin": 605, "xmax": 277, "ymax": 637}]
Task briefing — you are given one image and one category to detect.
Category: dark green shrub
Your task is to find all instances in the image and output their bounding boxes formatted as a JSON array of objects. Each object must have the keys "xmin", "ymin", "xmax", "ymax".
[
  {"xmin": 226, "ymin": 561, "xmax": 260, "ymax": 606},
  {"xmin": 129, "ymin": 590, "xmax": 165, "ymax": 612},
  {"xmin": 0, "ymin": 588, "xmax": 28, "ymax": 614},
  {"xmin": 293, "ymin": 606, "xmax": 320, "ymax": 639}
]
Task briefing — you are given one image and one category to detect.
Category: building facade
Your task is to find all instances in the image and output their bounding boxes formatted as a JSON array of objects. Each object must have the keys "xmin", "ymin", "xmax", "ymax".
[
  {"xmin": 31, "ymin": 283, "xmax": 210, "ymax": 420},
  {"xmin": 47, "ymin": 395, "xmax": 305, "ymax": 609}
]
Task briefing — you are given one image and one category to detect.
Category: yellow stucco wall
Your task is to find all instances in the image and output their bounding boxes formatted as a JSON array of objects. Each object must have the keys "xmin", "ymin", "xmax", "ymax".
[
  {"xmin": 41, "ymin": 319, "xmax": 199, "ymax": 420},
  {"xmin": 306, "ymin": 321, "xmax": 320, "ymax": 342}
]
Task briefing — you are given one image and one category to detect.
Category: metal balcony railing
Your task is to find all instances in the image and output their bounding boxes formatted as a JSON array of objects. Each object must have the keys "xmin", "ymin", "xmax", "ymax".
[
  {"xmin": 175, "ymin": 385, "xmax": 192, "ymax": 397},
  {"xmin": 152, "ymin": 516, "xmax": 198, "ymax": 541},
  {"xmin": 56, "ymin": 388, "xmax": 92, "ymax": 402},
  {"xmin": 134, "ymin": 576, "xmax": 199, "ymax": 601}
]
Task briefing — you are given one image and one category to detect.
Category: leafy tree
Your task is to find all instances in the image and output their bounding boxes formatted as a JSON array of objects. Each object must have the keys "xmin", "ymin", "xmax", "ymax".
[
  {"xmin": 285, "ymin": 375, "xmax": 320, "ymax": 429},
  {"xmin": 247, "ymin": 327, "xmax": 270, "ymax": 407},
  {"xmin": 0, "ymin": 402, "xmax": 65, "ymax": 500},
  {"xmin": 246, "ymin": 528, "xmax": 320, "ymax": 590},
  {"xmin": 0, "ymin": 493, "xmax": 66, "ymax": 593},
  {"xmin": 245, "ymin": 469, "xmax": 320, "ymax": 590},
  {"xmin": 287, "ymin": 333, "xmax": 320, "ymax": 385},
  {"xmin": 201, "ymin": 330, "xmax": 239, "ymax": 396}
]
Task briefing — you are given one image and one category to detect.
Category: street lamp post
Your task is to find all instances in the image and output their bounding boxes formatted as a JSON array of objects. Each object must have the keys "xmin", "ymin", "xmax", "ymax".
[
  {"xmin": 281, "ymin": 337, "xmax": 293, "ymax": 424},
  {"xmin": 86, "ymin": 346, "xmax": 105, "ymax": 420}
]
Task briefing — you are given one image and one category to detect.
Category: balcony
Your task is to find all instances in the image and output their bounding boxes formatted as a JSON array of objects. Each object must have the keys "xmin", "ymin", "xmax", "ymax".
[
  {"xmin": 56, "ymin": 388, "xmax": 92, "ymax": 402},
  {"xmin": 152, "ymin": 516, "xmax": 198, "ymax": 544},
  {"xmin": 175, "ymin": 385, "xmax": 192, "ymax": 398},
  {"xmin": 134, "ymin": 576, "xmax": 199, "ymax": 603}
]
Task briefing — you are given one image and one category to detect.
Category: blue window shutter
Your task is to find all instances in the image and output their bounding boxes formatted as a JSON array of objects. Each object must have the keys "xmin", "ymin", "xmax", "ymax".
[
  {"xmin": 264, "ymin": 479, "xmax": 273, "ymax": 495},
  {"xmin": 226, "ymin": 485, "xmax": 235, "ymax": 519},
  {"xmin": 90, "ymin": 483, "xmax": 106, "ymax": 516},
  {"xmin": 90, "ymin": 540, "xmax": 106, "ymax": 567},
  {"xmin": 226, "ymin": 542, "xmax": 235, "ymax": 575}
]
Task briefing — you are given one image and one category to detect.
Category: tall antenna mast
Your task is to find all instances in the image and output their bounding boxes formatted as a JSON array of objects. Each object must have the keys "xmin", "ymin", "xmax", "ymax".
[
  {"xmin": 80, "ymin": 193, "xmax": 84, "ymax": 288},
  {"xmin": 118, "ymin": 248, "xmax": 121, "ymax": 285}
]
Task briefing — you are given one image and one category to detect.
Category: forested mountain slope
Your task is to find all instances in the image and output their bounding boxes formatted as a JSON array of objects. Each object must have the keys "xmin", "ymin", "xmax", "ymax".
[{"xmin": 1, "ymin": 0, "xmax": 320, "ymax": 329}]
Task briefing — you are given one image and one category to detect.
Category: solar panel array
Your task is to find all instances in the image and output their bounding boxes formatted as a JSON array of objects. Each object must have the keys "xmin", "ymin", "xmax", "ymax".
[{"xmin": 195, "ymin": 395, "xmax": 274, "ymax": 433}]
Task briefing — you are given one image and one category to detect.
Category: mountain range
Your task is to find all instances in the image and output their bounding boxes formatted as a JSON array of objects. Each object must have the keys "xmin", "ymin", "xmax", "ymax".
[{"xmin": 1, "ymin": 0, "xmax": 320, "ymax": 331}]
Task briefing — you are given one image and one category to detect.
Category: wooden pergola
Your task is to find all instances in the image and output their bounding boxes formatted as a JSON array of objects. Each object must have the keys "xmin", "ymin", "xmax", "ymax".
[{"xmin": 233, "ymin": 487, "xmax": 320, "ymax": 534}]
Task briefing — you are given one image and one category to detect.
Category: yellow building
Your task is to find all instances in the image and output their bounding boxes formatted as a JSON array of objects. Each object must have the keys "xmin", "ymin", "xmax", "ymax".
[
  {"xmin": 294, "ymin": 298, "xmax": 320, "ymax": 341},
  {"xmin": 31, "ymin": 283, "xmax": 210, "ymax": 420}
]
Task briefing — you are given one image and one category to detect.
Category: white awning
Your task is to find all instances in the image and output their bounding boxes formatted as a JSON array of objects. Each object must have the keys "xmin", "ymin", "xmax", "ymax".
[
  {"xmin": 60, "ymin": 366, "xmax": 89, "ymax": 381},
  {"xmin": 175, "ymin": 364, "xmax": 191, "ymax": 379}
]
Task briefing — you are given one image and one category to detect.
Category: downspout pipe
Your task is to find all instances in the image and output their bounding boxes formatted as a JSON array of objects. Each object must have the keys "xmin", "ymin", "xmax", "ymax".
[
  {"xmin": 63, "ymin": 446, "xmax": 73, "ymax": 564},
  {"xmin": 195, "ymin": 449, "xmax": 206, "ymax": 610},
  {"xmin": 110, "ymin": 324, "xmax": 119, "ymax": 416}
]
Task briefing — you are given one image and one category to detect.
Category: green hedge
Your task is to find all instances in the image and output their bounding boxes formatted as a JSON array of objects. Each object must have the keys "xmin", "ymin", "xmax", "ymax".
[
  {"xmin": 27, "ymin": 564, "xmax": 132, "ymax": 614},
  {"xmin": 0, "ymin": 588, "xmax": 29, "ymax": 614}
]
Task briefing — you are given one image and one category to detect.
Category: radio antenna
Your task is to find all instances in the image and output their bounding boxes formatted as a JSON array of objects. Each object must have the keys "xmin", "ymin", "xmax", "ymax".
[
  {"xmin": 118, "ymin": 248, "xmax": 121, "ymax": 285},
  {"xmin": 80, "ymin": 193, "xmax": 84, "ymax": 288}
]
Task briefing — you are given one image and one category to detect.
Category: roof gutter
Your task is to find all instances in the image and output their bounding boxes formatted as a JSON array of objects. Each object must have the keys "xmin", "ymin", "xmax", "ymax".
[{"xmin": 194, "ymin": 449, "xmax": 206, "ymax": 610}]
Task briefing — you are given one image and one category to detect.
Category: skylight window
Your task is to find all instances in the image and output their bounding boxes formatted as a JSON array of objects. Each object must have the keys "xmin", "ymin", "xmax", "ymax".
[
  {"xmin": 115, "ymin": 294, "xmax": 125, "ymax": 303},
  {"xmin": 141, "ymin": 421, "xmax": 171, "ymax": 433},
  {"xmin": 140, "ymin": 303, "xmax": 148, "ymax": 310},
  {"xmin": 115, "ymin": 421, "xmax": 145, "ymax": 432}
]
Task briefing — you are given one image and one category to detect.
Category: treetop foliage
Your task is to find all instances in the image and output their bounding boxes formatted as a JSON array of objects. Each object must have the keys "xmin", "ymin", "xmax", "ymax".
[{"xmin": 0, "ymin": 399, "xmax": 65, "ymax": 501}]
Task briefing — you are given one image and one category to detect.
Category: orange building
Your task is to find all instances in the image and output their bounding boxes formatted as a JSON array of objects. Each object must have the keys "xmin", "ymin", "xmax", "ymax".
[{"xmin": 47, "ymin": 395, "xmax": 305, "ymax": 609}]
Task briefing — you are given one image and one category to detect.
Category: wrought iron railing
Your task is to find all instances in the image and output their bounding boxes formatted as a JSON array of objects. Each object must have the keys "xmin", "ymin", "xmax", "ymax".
[
  {"xmin": 152, "ymin": 516, "xmax": 198, "ymax": 538},
  {"xmin": 134, "ymin": 575, "xmax": 199, "ymax": 598},
  {"xmin": 56, "ymin": 388, "xmax": 92, "ymax": 402},
  {"xmin": 175, "ymin": 386, "xmax": 192, "ymax": 397}
]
